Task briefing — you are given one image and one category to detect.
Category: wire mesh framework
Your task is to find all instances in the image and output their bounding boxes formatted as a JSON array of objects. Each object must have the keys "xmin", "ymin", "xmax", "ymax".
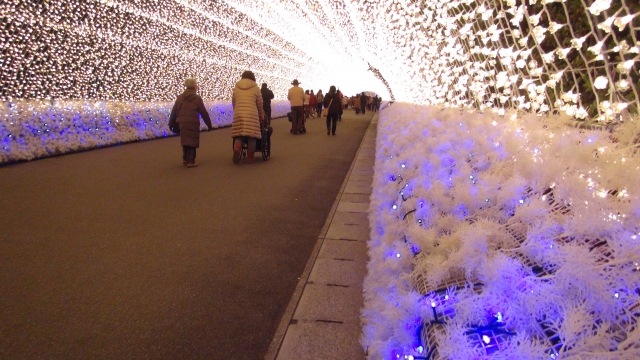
[
  {"xmin": 394, "ymin": 0, "xmax": 639, "ymax": 121},
  {"xmin": 0, "ymin": 0, "xmax": 637, "ymax": 121}
]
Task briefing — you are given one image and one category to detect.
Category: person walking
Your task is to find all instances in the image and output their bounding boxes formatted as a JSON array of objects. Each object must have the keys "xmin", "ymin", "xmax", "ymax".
[
  {"xmin": 359, "ymin": 92, "xmax": 367, "ymax": 115},
  {"xmin": 168, "ymin": 78, "xmax": 213, "ymax": 168},
  {"xmin": 323, "ymin": 85, "xmax": 342, "ymax": 136},
  {"xmin": 354, "ymin": 95, "xmax": 361, "ymax": 115},
  {"xmin": 261, "ymin": 83, "xmax": 274, "ymax": 125},
  {"xmin": 303, "ymin": 90, "xmax": 311, "ymax": 119},
  {"xmin": 316, "ymin": 89, "xmax": 324, "ymax": 116},
  {"xmin": 288, "ymin": 79, "xmax": 305, "ymax": 135},
  {"xmin": 232, "ymin": 70, "xmax": 265, "ymax": 164},
  {"xmin": 309, "ymin": 89, "xmax": 317, "ymax": 118}
]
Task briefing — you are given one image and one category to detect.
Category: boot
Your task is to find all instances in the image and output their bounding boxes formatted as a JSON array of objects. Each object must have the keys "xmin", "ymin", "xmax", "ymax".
[
  {"xmin": 246, "ymin": 150, "xmax": 255, "ymax": 164},
  {"xmin": 232, "ymin": 141, "xmax": 242, "ymax": 164}
]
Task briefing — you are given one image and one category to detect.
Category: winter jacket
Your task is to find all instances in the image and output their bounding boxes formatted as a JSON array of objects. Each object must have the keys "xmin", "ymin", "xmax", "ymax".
[
  {"xmin": 303, "ymin": 93, "xmax": 310, "ymax": 106},
  {"xmin": 232, "ymin": 78, "xmax": 264, "ymax": 139},
  {"xmin": 261, "ymin": 87, "xmax": 274, "ymax": 107},
  {"xmin": 316, "ymin": 92, "xmax": 324, "ymax": 103},
  {"xmin": 323, "ymin": 91, "xmax": 342, "ymax": 116},
  {"xmin": 360, "ymin": 94, "xmax": 367, "ymax": 107},
  {"xmin": 168, "ymin": 89, "xmax": 212, "ymax": 148},
  {"xmin": 288, "ymin": 86, "xmax": 305, "ymax": 107},
  {"xmin": 309, "ymin": 93, "xmax": 317, "ymax": 106}
]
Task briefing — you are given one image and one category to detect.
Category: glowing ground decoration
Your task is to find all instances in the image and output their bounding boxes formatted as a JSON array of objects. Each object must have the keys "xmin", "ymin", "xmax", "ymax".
[
  {"xmin": 365, "ymin": 104, "xmax": 640, "ymax": 359},
  {"xmin": 0, "ymin": 99, "xmax": 290, "ymax": 163}
]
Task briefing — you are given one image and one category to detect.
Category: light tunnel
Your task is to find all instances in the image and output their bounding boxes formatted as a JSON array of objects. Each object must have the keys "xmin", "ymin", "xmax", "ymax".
[{"xmin": 2, "ymin": 1, "xmax": 640, "ymax": 359}]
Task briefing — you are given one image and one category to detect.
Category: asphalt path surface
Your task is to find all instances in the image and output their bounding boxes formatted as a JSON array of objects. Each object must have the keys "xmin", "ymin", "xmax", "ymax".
[{"xmin": 0, "ymin": 110, "xmax": 374, "ymax": 359}]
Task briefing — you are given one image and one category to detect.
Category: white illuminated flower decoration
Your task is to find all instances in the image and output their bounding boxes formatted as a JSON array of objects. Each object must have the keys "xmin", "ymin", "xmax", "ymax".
[
  {"xmin": 613, "ymin": 40, "xmax": 630, "ymax": 52},
  {"xmin": 562, "ymin": 90, "xmax": 579, "ymax": 103},
  {"xmin": 616, "ymin": 79, "xmax": 631, "ymax": 91},
  {"xmin": 533, "ymin": 26, "xmax": 547, "ymax": 42},
  {"xmin": 589, "ymin": 0, "xmax": 612, "ymax": 16},
  {"xmin": 556, "ymin": 48, "xmax": 571, "ymax": 60},
  {"xmin": 519, "ymin": 78, "xmax": 535, "ymax": 90},
  {"xmin": 516, "ymin": 59, "xmax": 526, "ymax": 68},
  {"xmin": 548, "ymin": 22, "xmax": 564, "ymax": 34},
  {"xmin": 587, "ymin": 42, "xmax": 604, "ymax": 55},
  {"xmin": 598, "ymin": 17, "xmax": 615, "ymax": 33},
  {"xmin": 518, "ymin": 37, "xmax": 529, "ymax": 46},
  {"xmin": 564, "ymin": 105, "xmax": 577, "ymax": 116},
  {"xmin": 496, "ymin": 72, "xmax": 509, "ymax": 88},
  {"xmin": 594, "ymin": 76, "xmax": 609, "ymax": 90},
  {"xmin": 542, "ymin": 52, "xmax": 555, "ymax": 63},
  {"xmin": 482, "ymin": 9, "xmax": 494, "ymax": 21},
  {"xmin": 616, "ymin": 62, "xmax": 633, "ymax": 74},
  {"xmin": 614, "ymin": 102, "xmax": 629, "ymax": 112},
  {"xmin": 614, "ymin": 15, "xmax": 635, "ymax": 31},
  {"xmin": 529, "ymin": 14, "xmax": 541, "ymax": 26},
  {"xmin": 576, "ymin": 107, "xmax": 588, "ymax": 119},
  {"xmin": 459, "ymin": 23, "xmax": 473, "ymax": 34},
  {"xmin": 571, "ymin": 36, "xmax": 588, "ymax": 49}
]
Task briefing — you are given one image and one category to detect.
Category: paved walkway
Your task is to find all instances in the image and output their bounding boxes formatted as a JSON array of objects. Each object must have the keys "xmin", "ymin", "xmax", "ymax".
[
  {"xmin": 268, "ymin": 112, "xmax": 377, "ymax": 359},
  {"xmin": 0, "ymin": 110, "xmax": 374, "ymax": 360}
]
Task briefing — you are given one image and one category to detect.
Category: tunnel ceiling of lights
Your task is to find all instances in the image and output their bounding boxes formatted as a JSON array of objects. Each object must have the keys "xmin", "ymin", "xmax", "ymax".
[{"xmin": 0, "ymin": 0, "xmax": 638, "ymax": 121}]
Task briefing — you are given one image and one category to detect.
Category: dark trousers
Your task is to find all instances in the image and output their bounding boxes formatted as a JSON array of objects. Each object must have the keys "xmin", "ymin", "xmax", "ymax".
[
  {"xmin": 326, "ymin": 113, "xmax": 338, "ymax": 135},
  {"xmin": 182, "ymin": 146, "xmax": 196, "ymax": 164},
  {"xmin": 290, "ymin": 106, "xmax": 304, "ymax": 134},
  {"xmin": 316, "ymin": 103, "xmax": 323, "ymax": 115},
  {"xmin": 263, "ymin": 105, "xmax": 271, "ymax": 125},
  {"xmin": 360, "ymin": 104, "xmax": 366, "ymax": 115}
]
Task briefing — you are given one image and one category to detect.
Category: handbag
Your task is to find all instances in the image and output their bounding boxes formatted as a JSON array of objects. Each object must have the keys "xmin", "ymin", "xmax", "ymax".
[
  {"xmin": 169, "ymin": 99, "xmax": 186, "ymax": 134},
  {"xmin": 322, "ymin": 98, "xmax": 333, "ymax": 117}
]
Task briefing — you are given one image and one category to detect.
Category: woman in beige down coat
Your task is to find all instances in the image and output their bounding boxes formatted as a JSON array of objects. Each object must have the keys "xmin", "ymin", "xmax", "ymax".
[{"xmin": 232, "ymin": 71, "xmax": 265, "ymax": 164}]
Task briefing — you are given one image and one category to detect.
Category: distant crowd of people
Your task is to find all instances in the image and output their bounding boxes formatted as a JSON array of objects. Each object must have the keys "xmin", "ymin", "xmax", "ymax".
[
  {"xmin": 285, "ymin": 79, "xmax": 381, "ymax": 136},
  {"xmin": 168, "ymin": 73, "xmax": 381, "ymax": 167}
]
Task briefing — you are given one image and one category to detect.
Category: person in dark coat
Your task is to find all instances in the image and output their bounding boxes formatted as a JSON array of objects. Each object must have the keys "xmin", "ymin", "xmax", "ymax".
[
  {"xmin": 323, "ymin": 85, "xmax": 342, "ymax": 136},
  {"xmin": 168, "ymin": 78, "xmax": 213, "ymax": 168},
  {"xmin": 359, "ymin": 92, "xmax": 367, "ymax": 115},
  {"xmin": 261, "ymin": 83, "xmax": 274, "ymax": 125}
]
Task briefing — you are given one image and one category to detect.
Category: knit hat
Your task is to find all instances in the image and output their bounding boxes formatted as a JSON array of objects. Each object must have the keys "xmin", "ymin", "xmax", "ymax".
[{"xmin": 184, "ymin": 78, "xmax": 197, "ymax": 89}]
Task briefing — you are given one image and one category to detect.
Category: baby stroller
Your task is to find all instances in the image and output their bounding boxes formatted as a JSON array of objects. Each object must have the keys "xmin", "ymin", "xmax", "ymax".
[
  {"xmin": 234, "ymin": 124, "xmax": 272, "ymax": 161},
  {"xmin": 287, "ymin": 112, "xmax": 306, "ymax": 134}
]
